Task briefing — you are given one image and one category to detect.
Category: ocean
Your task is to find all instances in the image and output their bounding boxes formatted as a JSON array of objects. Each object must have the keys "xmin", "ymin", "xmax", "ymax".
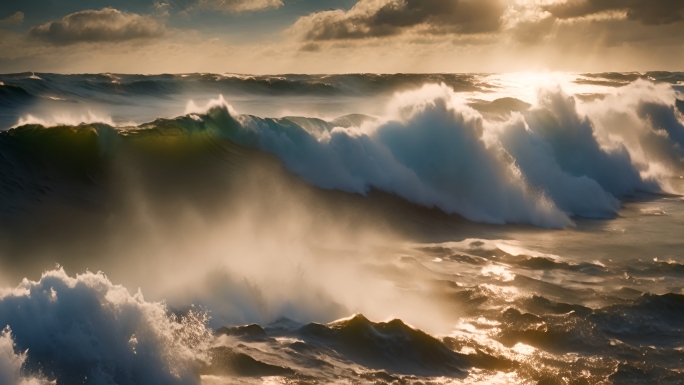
[{"xmin": 0, "ymin": 71, "xmax": 683, "ymax": 384}]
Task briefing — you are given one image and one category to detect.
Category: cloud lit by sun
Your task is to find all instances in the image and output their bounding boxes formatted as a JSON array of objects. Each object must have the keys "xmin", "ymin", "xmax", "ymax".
[{"xmin": 0, "ymin": 0, "xmax": 683, "ymax": 73}]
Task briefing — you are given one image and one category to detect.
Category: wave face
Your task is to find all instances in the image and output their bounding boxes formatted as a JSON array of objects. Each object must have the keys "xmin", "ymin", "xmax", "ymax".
[{"xmin": 0, "ymin": 72, "xmax": 683, "ymax": 384}]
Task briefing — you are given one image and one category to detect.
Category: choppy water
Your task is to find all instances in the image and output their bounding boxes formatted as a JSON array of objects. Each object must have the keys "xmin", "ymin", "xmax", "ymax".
[{"xmin": 0, "ymin": 71, "xmax": 683, "ymax": 384}]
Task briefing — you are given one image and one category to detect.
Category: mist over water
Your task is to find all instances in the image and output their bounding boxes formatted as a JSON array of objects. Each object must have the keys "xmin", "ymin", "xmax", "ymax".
[{"xmin": 0, "ymin": 72, "xmax": 683, "ymax": 384}]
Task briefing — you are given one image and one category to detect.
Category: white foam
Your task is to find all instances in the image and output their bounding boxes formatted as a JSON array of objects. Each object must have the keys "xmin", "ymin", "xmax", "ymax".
[
  {"xmin": 0, "ymin": 268, "xmax": 211, "ymax": 384},
  {"xmin": 187, "ymin": 80, "xmax": 679, "ymax": 227},
  {"xmin": 185, "ymin": 94, "xmax": 238, "ymax": 117},
  {"xmin": 208, "ymin": 84, "xmax": 573, "ymax": 228},
  {"xmin": 13, "ymin": 112, "xmax": 135, "ymax": 128}
]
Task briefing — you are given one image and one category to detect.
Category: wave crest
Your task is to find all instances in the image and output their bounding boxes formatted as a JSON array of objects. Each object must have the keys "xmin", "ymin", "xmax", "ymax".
[{"xmin": 0, "ymin": 268, "xmax": 211, "ymax": 385}]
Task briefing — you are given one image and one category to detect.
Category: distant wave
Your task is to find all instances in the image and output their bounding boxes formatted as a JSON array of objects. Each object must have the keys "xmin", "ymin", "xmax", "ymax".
[
  {"xmin": 0, "ymin": 83, "xmax": 35, "ymax": 108},
  {"xmin": 1, "ymin": 71, "xmax": 682, "ymax": 106},
  {"xmin": 0, "ymin": 72, "xmax": 484, "ymax": 103}
]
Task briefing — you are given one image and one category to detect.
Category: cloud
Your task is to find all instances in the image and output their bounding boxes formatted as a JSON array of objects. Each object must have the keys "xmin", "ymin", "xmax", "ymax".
[
  {"xmin": 545, "ymin": 0, "xmax": 684, "ymax": 25},
  {"xmin": 300, "ymin": 42, "xmax": 321, "ymax": 52},
  {"xmin": 28, "ymin": 8, "xmax": 167, "ymax": 45},
  {"xmin": 0, "ymin": 11, "xmax": 24, "ymax": 27},
  {"xmin": 193, "ymin": 0, "xmax": 283, "ymax": 13},
  {"xmin": 290, "ymin": 0, "xmax": 506, "ymax": 41},
  {"xmin": 289, "ymin": 0, "xmax": 684, "ymax": 48}
]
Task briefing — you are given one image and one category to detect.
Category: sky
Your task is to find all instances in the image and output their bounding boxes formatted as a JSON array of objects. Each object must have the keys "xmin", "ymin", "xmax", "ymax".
[{"xmin": 0, "ymin": 0, "xmax": 683, "ymax": 74}]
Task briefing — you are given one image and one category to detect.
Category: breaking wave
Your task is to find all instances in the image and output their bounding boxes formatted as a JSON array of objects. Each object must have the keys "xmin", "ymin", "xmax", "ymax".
[
  {"xmin": 0, "ymin": 269, "xmax": 211, "ymax": 385},
  {"xmin": 1, "ymin": 78, "xmax": 683, "ymax": 228}
]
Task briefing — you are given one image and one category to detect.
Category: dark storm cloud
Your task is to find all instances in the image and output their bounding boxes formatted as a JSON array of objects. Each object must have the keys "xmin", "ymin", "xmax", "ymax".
[
  {"xmin": 546, "ymin": 0, "xmax": 684, "ymax": 25},
  {"xmin": 292, "ymin": 0, "xmax": 506, "ymax": 41},
  {"xmin": 28, "ymin": 8, "xmax": 167, "ymax": 45}
]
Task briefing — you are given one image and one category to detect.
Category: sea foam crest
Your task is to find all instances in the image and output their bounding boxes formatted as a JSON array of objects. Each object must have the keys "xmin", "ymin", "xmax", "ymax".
[
  {"xmin": 13, "ymin": 112, "xmax": 117, "ymax": 128},
  {"xmin": 0, "ymin": 268, "xmax": 211, "ymax": 385},
  {"xmin": 211, "ymin": 87, "xmax": 542, "ymax": 225}
]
